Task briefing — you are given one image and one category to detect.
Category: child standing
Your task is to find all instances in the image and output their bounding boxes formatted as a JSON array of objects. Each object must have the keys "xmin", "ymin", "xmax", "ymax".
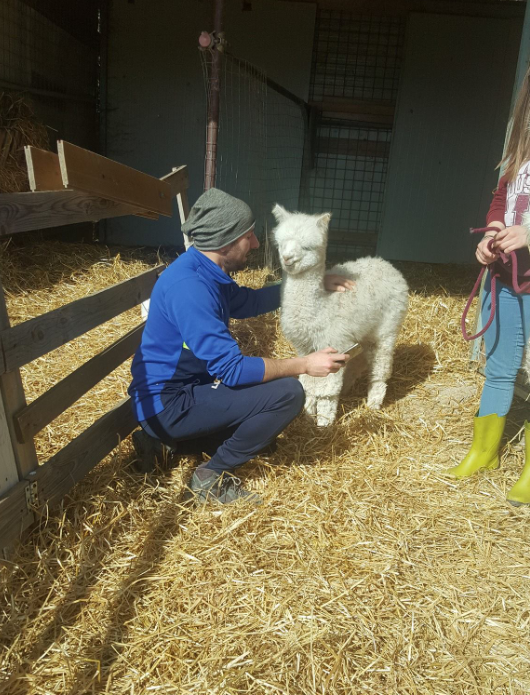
[{"xmin": 445, "ymin": 68, "xmax": 530, "ymax": 506}]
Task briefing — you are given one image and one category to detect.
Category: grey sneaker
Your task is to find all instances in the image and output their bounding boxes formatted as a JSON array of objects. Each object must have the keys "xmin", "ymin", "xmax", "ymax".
[
  {"xmin": 132, "ymin": 429, "xmax": 175, "ymax": 473},
  {"xmin": 188, "ymin": 468, "xmax": 262, "ymax": 505}
]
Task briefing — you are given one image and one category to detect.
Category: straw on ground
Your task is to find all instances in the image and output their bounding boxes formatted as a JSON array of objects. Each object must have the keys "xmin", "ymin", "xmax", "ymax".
[{"xmin": 1, "ymin": 238, "xmax": 530, "ymax": 695}]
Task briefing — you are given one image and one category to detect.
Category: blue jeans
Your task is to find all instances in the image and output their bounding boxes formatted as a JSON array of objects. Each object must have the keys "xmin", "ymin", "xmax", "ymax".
[
  {"xmin": 141, "ymin": 378, "xmax": 305, "ymax": 474},
  {"xmin": 479, "ymin": 273, "xmax": 530, "ymax": 417}
]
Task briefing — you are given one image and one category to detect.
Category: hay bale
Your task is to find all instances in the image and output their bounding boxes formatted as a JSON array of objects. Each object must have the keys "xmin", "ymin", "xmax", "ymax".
[
  {"xmin": 1, "ymin": 243, "xmax": 530, "ymax": 695},
  {"xmin": 0, "ymin": 92, "xmax": 50, "ymax": 193}
]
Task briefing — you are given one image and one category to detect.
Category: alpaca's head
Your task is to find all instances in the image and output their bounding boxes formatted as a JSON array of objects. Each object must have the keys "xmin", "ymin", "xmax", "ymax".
[{"xmin": 272, "ymin": 204, "xmax": 331, "ymax": 275}]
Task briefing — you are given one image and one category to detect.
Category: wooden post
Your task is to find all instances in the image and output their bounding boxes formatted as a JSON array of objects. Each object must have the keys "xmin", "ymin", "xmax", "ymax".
[
  {"xmin": 0, "ymin": 277, "xmax": 37, "ymax": 550},
  {"xmin": 0, "ymin": 279, "xmax": 39, "ymax": 480},
  {"xmin": 0, "ymin": 391, "xmax": 19, "ymax": 495}
]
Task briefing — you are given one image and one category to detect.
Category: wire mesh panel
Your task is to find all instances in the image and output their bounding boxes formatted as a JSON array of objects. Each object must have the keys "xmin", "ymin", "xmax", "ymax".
[
  {"xmin": 305, "ymin": 121, "xmax": 391, "ymax": 246},
  {"xmin": 311, "ymin": 12, "xmax": 403, "ymax": 103},
  {"xmin": 200, "ymin": 50, "xmax": 306, "ymax": 267},
  {"xmin": 303, "ymin": 10, "xmax": 405, "ymax": 260},
  {"xmin": 0, "ymin": 0, "xmax": 97, "ymax": 99}
]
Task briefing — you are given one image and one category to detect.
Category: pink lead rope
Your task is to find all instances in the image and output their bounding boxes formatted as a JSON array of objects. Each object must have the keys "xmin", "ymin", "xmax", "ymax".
[{"xmin": 461, "ymin": 226, "xmax": 530, "ymax": 342}]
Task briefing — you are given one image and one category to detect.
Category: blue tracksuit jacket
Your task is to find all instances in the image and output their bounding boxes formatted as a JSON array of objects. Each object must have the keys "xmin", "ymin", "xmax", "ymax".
[{"xmin": 129, "ymin": 246, "xmax": 281, "ymax": 421}]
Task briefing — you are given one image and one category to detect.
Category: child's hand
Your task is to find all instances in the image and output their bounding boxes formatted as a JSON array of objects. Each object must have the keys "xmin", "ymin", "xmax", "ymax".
[
  {"xmin": 476, "ymin": 234, "xmax": 499, "ymax": 265},
  {"xmin": 324, "ymin": 274, "xmax": 356, "ymax": 292},
  {"xmin": 492, "ymin": 225, "xmax": 529, "ymax": 254}
]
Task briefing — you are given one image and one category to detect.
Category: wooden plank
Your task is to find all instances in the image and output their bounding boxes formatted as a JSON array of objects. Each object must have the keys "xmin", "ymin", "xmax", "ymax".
[
  {"xmin": 25, "ymin": 147, "xmax": 63, "ymax": 192},
  {"xmin": 0, "ymin": 265, "xmax": 164, "ymax": 374},
  {"xmin": 31, "ymin": 397, "xmax": 137, "ymax": 510},
  {"xmin": 321, "ymin": 111, "xmax": 394, "ymax": 127},
  {"xmin": 14, "ymin": 323, "xmax": 145, "ymax": 443},
  {"xmin": 0, "ymin": 282, "xmax": 40, "ymax": 482},
  {"xmin": 0, "ymin": 390, "xmax": 20, "ymax": 495},
  {"xmin": 58, "ymin": 140, "xmax": 172, "ymax": 216},
  {"xmin": 161, "ymin": 165, "xmax": 191, "ymax": 248},
  {"xmin": 317, "ymin": 137, "xmax": 391, "ymax": 159},
  {"xmin": 178, "ymin": 189, "xmax": 190, "ymax": 224},
  {"xmin": 310, "ymin": 99, "xmax": 394, "ymax": 126},
  {"xmin": 0, "ymin": 478, "xmax": 34, "ymax": 548},
  {"xmin": 310, "ymin": 99, "xmax": 395, "ymax": 118},
  {"xmin": 179, "ymin": 189, "xmax": 192, "ymax": 249},
  {"xmin": 161, "ymin": 165, "xmax": 189, "ymax": 198},
  {"xmin": 0, "ymin": 396, "xmax": 135, "ymax": 547},
  {"xmin": 0, "ymin": 190, "xmax": 158, "ymax": 237}
]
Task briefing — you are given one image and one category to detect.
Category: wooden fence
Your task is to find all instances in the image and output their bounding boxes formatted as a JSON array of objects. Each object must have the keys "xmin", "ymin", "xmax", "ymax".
[{"xmin": 0, "ymin": 142, "xmax": 189, "ymax": 547}]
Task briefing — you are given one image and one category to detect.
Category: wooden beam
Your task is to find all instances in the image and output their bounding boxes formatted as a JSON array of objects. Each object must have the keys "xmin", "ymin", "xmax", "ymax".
[
  {"xmin": 313, "ymin": 101, "xmax": 395, "ymax": 126},
  {"xmin": 161, "ymin": 165, "xmax": 189, "ymax": 198},
  {"xmin": 58, "ymin": 141, "xmax": 172, "ymax": 216},
  {"xmin": 310, "ymin": 99, "xmax": 395, "ymax": 118},
  {"xmin": 25, "ymin": 147, "xmax": 63, "ymax": 192},
  {"xmin": 162, "ymin": 165, "xmax": 191, "ymax": 247},
  {"xmin": 0, "ymin": 190, "xmax": 159, "ymax": 237},
  {"xmin": 24, "ymin": 146, "xmax": 159, "ymax": 221},
  {"xmin": 178, "ymin": 190, "xmax": 190, "ymax": 226},
  {"xmin": 0, "ymin": 396, "xmax": 136, "ymax": 548},
  {"xmin": 14, "ymin": 323, "xmax": 145, "ymax": 443},
  {"xmin": 317, "ymin": 137, "xmax": 390, "ymax": 158},
  {"xmin": 0, "ymin": 281, "xmax": 39, "ymax": 483},
  {"xmin": 323, "ymin": 112, "xmax": 394, "ymax": 127},
  {"xmin": 31, "ymin": 397, "xmax": 137, "ymax": 511},
  {"xmin": 25, "ymin": 148, "xmax": 183, "ymax": 209},
  {"xmin": 0, "ymin": 391, "xmax": 20, "ymax": 494},
  {"xmin": 0, "ymin": 265, "xmax": 164, "ymax": 374},
  {"xmin": 0, "ymin": 477, "xmax": 34, "ymax": 548}
]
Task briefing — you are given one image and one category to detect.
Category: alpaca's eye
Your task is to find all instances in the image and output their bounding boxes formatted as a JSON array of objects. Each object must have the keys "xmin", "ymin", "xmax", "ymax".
[{"xmin": 301, "ymin": 246, "xmax": 312, "ymax": 252}]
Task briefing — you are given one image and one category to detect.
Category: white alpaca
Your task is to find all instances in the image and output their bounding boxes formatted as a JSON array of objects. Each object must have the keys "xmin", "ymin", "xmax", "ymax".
[{"xmin": 273, "ymin": 204, "xmax": 408, "ymax": 426}]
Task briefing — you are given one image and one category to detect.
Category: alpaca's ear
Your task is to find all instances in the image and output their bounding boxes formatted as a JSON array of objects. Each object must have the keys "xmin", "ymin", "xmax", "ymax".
[
  {"xmin": 272, "ymin": 203, "xmax": 289, "ymax": 222},
  {"xmin": 316, "ymin": 212, "xmax": 331, "ymax": 231}
]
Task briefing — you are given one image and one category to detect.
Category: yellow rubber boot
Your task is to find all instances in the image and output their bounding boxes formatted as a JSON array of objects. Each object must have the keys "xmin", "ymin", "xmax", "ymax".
[
  {"xmin": 507, "ymin": 421, "xmax": 530, "ymax": 506},
  {"xmin": 444, "ymin": 413, "xmax": 505, "ymax": 479}
]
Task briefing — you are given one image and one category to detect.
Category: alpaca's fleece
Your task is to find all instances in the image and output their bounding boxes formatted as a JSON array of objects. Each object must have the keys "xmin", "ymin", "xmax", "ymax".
[{"xmin": 273, "ymin": 204, "xmax": 409, "ymax": 426}]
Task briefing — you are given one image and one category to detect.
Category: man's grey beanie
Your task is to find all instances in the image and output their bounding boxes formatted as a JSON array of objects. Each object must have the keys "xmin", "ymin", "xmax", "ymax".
[{"xmin": 181, "ymin": 188, "xmax": 255, "ymax": 251}]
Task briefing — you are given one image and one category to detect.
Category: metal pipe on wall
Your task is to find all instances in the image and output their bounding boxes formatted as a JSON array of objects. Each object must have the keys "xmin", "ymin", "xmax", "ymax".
[{"xmin": 203, "ymin": 0, "xmax": 224, "ymax": 191}]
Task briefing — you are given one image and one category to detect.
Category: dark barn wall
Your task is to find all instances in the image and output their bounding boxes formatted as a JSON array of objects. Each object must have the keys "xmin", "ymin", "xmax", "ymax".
[
  {"xmin": 378, "ymin": 11, "xmax": 521, "ymax": 264},
  {"xmin": 0, "ymin": 0, "xmax": 99, "ymax": 153},
  {"xmin": 105, "ymin": 0, "xmax": 315, "ymax": 248}
]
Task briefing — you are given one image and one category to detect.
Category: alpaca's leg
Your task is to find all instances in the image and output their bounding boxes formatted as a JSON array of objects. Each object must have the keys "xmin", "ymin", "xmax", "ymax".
[
  {"xmin": 316, "ymin": 396, "xmax": 340, "ymax": 427},
  {"xmin": 299, "ymin": 374, "xmax": 317, "ymax": 417},
  {"xmin": 313, "ymin": 371, "xmax": 344, "ymax": 427},
  {"xmin": 365, "ymin": 337, "xmax": 397, "ymax": 409}
]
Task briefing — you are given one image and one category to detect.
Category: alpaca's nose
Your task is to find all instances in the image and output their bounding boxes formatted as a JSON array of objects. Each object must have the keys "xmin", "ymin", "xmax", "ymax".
[{"xmin": 282, "ymin": 254, "xmax": 295, "ymax": 266}]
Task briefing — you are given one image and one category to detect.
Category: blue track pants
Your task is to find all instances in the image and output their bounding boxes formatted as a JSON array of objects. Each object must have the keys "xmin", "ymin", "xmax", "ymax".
[{"xmin": 141, "ymin": 378, "xmax": 305, "ymax": 474}]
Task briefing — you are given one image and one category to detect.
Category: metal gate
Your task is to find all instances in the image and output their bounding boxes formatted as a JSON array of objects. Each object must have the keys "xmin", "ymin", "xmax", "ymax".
[{"xmin": 300, "ymin": 9, "xmax": 404, "ymax": 259}]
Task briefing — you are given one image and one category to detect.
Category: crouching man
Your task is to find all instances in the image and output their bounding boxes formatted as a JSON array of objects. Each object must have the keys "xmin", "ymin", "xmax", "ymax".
[{"xmin": 128, "ymin": 188, "xmax": 350, "ymax": 505}]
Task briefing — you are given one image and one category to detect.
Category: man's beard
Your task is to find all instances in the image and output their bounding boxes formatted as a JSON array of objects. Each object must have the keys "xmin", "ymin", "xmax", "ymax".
[{"xmin": 224, "ymin": 255, "xmax": 247, "ymax": 273}]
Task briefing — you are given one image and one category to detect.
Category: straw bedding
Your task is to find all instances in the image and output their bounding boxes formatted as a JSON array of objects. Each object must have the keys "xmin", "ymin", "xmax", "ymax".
[
  {"xmin": 0, "ymin": 93, "xmax": 49, "ymax": 194},
  {"xmin": 1, "ymin": 239, "xmax": 530, "ymax": 695}
]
